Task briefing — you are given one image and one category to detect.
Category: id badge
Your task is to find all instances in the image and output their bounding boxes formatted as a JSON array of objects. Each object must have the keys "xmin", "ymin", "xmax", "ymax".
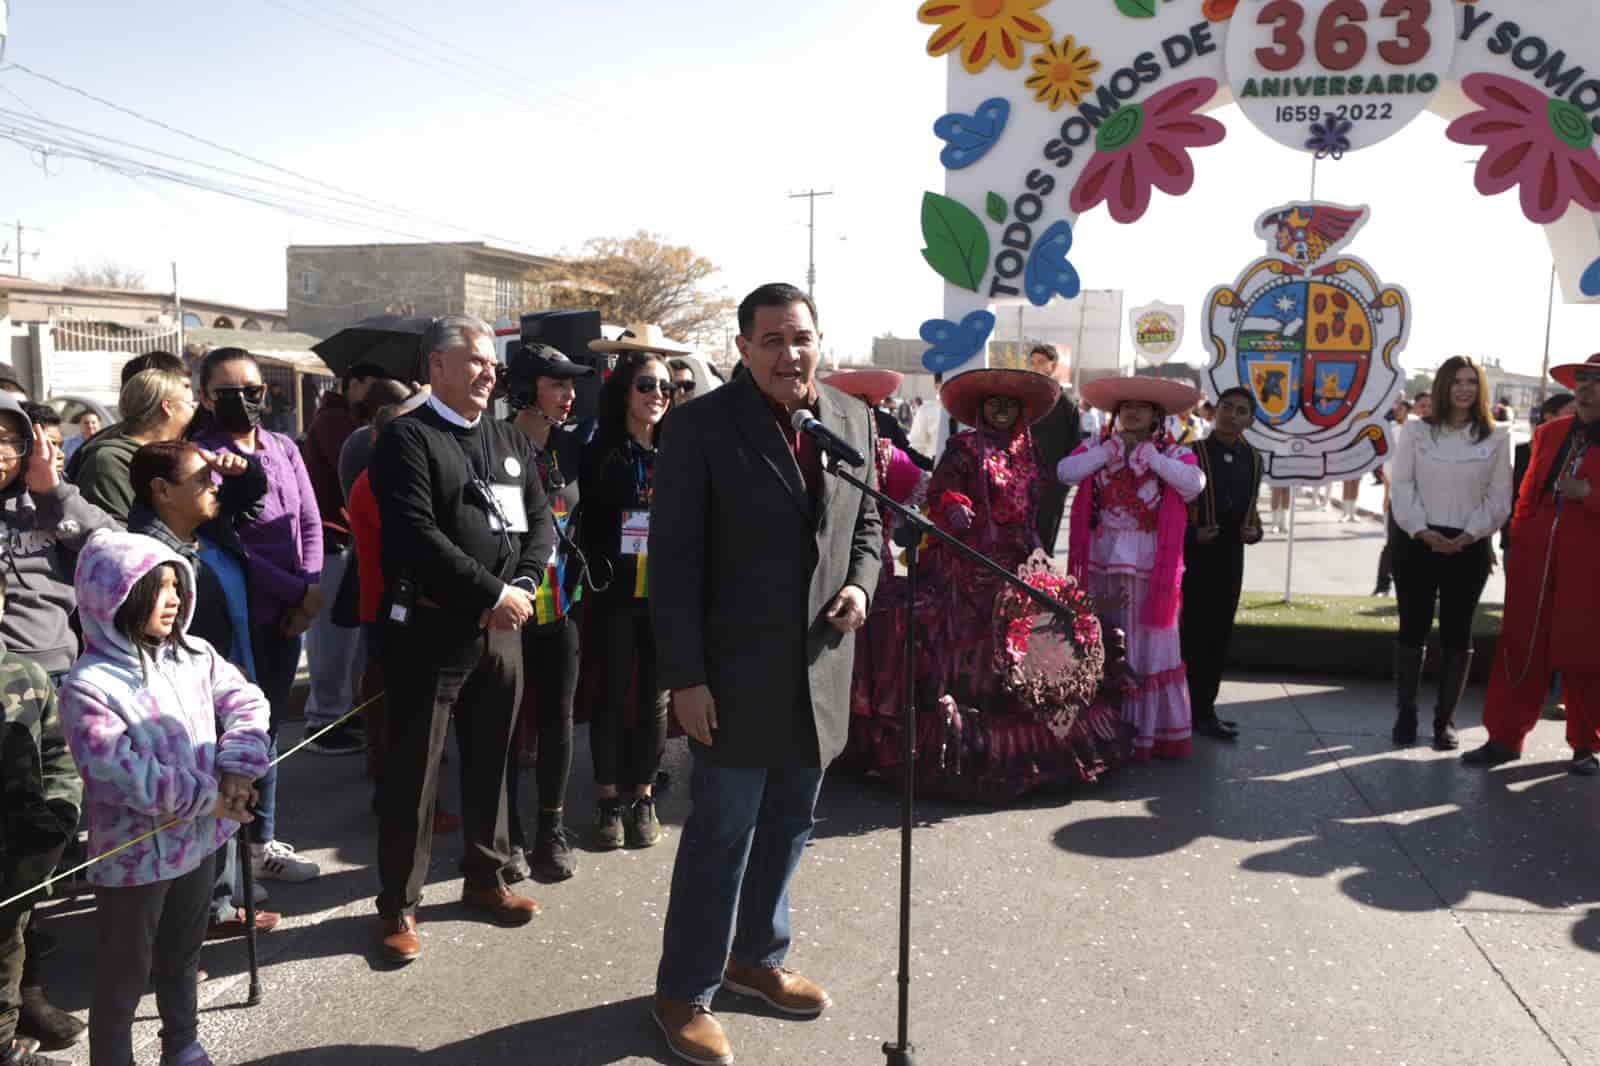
[
  {"xmin": 621, "ymin": 510, "xmax": 650, "ymax": 556},
  {"xmin": 490, "ymin": 483, "xmax": 530, "ymax": 533}
]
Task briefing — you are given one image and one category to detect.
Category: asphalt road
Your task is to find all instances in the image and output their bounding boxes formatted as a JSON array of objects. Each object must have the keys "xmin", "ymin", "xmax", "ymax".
[{"xmin": 31, "ymin": 678, "xmax": 1599, "ymax": 1065}]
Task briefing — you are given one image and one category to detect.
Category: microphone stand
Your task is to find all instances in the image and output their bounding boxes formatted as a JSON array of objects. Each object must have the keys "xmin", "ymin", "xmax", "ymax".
[{"xmin": 819, "ymin": 453, "xmax": 1080, "ymax": 1066}]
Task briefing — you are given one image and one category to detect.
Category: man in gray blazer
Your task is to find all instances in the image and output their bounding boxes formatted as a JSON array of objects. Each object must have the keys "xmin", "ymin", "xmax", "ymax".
[{"xmin": 650, "ymin": 283, "xmax": 882, "ymax": 1065}]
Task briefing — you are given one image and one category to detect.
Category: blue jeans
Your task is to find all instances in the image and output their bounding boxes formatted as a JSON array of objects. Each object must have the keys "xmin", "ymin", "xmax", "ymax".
[
  {"xmin": 303, "ymin": 547, "xmax": 366, "ymax": 729},
  {"xmin": 656, "ymin": 754, "xmax": 825, "ymax": 1007},
  {"xmin": 249, "ymin": 626, "xmax": 304, "ymax": 845}
]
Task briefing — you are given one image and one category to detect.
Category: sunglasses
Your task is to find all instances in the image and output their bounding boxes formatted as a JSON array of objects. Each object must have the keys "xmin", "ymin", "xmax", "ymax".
[
  {"xmin": 1576, "ymin": 370, "xmax": 1600, "ymax": 385},
  {"xmin": 675, "ymin": 380, "xmax": 697, "ymax": 395},
  {"xmin": 634, "ymin": 377, "xmax": 674, "ymax": 397},
  {"xmin": 213, "ymin": 385, "xmax": 265, "ymax": 403}
]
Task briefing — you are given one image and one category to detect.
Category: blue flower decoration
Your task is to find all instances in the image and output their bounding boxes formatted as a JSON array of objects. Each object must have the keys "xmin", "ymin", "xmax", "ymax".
[
  {"xmin": 920, "ymin": 311, "xmax": 996, "ymax": 374},
  {"xmin": 1024, "ymin": 221, "xmax": 1080, "ymax": 308},
  {"xmin": 934, "ymin": 98, "xmax": 1010, "ymax": 170},
  {"xmin": 1305, "ymin": 117, "xmax": 1353, "ymax": 160},
  {"xmin": 1582, "ymin": 255, "xmax": 1600, "ymax": 298}
]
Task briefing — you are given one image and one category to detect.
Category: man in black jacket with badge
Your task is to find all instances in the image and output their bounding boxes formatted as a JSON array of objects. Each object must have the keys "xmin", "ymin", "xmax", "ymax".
[{"xmin": 368, "ymin": 315, "xmax": 555, "ymax": 964}]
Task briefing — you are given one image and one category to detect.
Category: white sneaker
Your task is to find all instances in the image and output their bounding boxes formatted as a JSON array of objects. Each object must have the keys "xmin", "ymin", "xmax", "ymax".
[{"xmin": 251, "ymin": 840, "xmax": 321, "ymax": 882}]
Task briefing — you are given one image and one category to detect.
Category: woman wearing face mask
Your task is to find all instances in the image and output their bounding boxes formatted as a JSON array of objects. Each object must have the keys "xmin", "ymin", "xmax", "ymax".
[
  {"xmin": 578, "ymin": 352, "xmax": 671, "ymax": 851},
  {"xmin": 1058, "ymin": 377, "xmax": 1206, "ymax": 762},
  {"xmin": 497, "ymin": 344, "xmax": 595, "ymax": 883},
  {"xmin": 75, "ymin": 368, "xmax": 198, "ymax": 524},
  {"xmin": 191, "ymin": 348, "xmax": 324, "ymax": 885}
]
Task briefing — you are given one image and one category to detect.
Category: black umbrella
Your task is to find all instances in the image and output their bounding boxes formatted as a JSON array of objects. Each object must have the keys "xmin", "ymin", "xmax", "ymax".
[{"xmin": 311, "ymin": 315, "xmax": 434, "ymax": 382}]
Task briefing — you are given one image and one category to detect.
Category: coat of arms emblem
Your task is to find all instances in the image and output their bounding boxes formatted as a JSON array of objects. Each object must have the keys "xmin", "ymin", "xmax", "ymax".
[{"xmin": 1204, "ymin": 202, "xmax": 1408, "ymax": 484}]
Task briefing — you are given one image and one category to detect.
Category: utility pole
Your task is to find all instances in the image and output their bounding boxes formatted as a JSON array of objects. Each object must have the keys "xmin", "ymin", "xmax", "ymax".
[
  {"xmin": 0, "ymin": 220, "xmax": 40, "ymax": 278},
  {"xmin": 1538, "ymin": 261, "xmax": 1557, "ymax": 405},
  {"xmin": 789, "ymin": 189, "xmax": 833, "ymax": 303}
]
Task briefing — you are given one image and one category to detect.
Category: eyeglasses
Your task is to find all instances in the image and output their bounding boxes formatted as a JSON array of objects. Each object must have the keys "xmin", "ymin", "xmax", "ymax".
[
  {"xmin": 213, "ymin": 385, "xmax": 265, "ymax": 403},
  {"xmin": 0, "ymin": 436, "xmax": 26, "ymax": 459},
  {"xmin": 674, "ymin": 380, "xmax": 697, "ymax": 395},
  {"xmin": 634, "ymin": 377, "xmax": 674, "ymax": 397}
]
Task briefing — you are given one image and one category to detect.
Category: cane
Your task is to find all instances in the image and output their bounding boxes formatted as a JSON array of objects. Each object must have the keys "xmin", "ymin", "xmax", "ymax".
[{"xmin": 238, "ymin": 831, "xmax": 263, "ymax": 1005}]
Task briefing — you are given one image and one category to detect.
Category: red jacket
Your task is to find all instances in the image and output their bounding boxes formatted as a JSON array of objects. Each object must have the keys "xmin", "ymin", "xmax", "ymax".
[
  {"xmin": 1507, "ymin": 416, "xmax": 1600, "ymax": 670},
  {"xmin": 301, "ymin": 392, "xmax": 357, "ymax": 542},
  {"xmin": 347, "ymin": 469, "xmax": 384, "ymax": 626}
]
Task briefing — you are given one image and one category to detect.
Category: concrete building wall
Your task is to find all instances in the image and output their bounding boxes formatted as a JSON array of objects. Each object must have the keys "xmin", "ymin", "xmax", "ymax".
[{"xmin": 287, "ymin": 244, "xmax": 469, "ymax": 338}]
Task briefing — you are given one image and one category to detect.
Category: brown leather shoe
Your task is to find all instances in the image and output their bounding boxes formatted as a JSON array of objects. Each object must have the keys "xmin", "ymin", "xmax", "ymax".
[
  {"xmin": 461, "ymin": 884, "xmax": 539, "ymax": 926},
  {"xmin": 652, "ymin": 996, "xmax": 732, "ymax": 1066},
  {"xmin": 379, "ymin": 914, "xmax": 420, "ymax": 964},
  {"xmin": 722, "ymin": 962, "xmax": 831, "ymax": 1017}
]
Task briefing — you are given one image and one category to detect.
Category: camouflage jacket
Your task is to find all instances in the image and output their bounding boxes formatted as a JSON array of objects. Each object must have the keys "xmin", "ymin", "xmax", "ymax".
[{"xmin": 1, "ymin": 648, "xmax": 82, "ymax": 889}]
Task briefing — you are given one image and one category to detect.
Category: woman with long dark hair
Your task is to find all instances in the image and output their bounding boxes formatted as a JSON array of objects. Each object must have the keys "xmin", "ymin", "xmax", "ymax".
[
  {"xmin": 579, "ymin": 352, "xmax": 671, "ymax": 850},
  {"xmin": 191, "ymin": 348, "xmax": 324, "ymax": 884},
  {"xmin": 1388, "ymin": 355, "xmax": 1512, "ymax": 750}
]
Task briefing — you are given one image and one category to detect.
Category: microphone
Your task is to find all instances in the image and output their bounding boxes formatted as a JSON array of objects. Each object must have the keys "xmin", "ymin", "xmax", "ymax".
[{"xmin": 791, "ymin": 409, "xmax": 865, "ymax": 468}]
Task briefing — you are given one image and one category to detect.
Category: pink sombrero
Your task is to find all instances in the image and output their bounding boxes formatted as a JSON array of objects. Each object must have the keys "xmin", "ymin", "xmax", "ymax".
[
  {"xmin": 940, "ymin": 368, "xmax": 1060, "ymax": 428},
  {"xmin": 823, "ymin": 369, "xmax": 903, "ymax": 407},
  {"xmin": 1551, "ymin": 353, "xmax": 1600, "ymax": 390},
  {"xmin": 1080, "ymin": 375, "xmax": 1202, "ymax": 416}
]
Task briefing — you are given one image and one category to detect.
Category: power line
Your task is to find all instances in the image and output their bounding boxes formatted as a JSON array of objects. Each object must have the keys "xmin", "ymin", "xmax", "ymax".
[{"xmin": 0, "ymin": 63, "xmax": 541, "ymax": 252}]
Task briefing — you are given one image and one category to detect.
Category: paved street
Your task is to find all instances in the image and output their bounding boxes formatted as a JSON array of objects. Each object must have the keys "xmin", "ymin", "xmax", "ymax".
[
  {"xmin": 1242, "ymin": 486, "xmax": 1508, "ymax": 604},
  {"xmin": 32, "ymin": 679, "xmax": 1600, "ymax": 1065}
]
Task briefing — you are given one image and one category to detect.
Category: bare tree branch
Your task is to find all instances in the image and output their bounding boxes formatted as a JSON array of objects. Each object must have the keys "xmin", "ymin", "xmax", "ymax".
[
  {"xmin": 55, "ymin": 260, "xmax": 148, "ymax": 290},
  {"xmin": 540, "ymin": 231, "xmax": 734, "ymax": 349}
]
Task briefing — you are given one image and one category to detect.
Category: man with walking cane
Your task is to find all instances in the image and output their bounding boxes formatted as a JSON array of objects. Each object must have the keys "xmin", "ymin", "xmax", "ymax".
[
  {"xmin": 1463, "ymin": 353, "xmax": 1600, "ymax": 774},
  {"xmin": 650, "ymin": 283, "xmax": 881, "ymax": 1065}
]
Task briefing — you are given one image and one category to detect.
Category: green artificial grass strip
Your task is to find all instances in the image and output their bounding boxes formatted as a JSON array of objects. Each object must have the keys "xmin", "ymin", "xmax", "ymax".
[{"xmin": 1235, "ymin": 593, "xmax": 1504, "ymax": 637}]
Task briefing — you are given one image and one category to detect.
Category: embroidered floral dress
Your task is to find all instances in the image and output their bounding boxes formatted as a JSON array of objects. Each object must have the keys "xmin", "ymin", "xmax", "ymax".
[
  {"xmin": 847, "ymin": 427, "xmax": 1123, "ymax": 802},
  {"xmin": 1059, "ymin": 436, "xmax": 1205, "ymax": 760}
]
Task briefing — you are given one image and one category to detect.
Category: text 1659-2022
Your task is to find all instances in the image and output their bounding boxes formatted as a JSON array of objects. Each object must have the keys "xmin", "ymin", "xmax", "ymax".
[{"xmin": 1274, "ymin": 103, "xmax": 1396, "ymax": 124}]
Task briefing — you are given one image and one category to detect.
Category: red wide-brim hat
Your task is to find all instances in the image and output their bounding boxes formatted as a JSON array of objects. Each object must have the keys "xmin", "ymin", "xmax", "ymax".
[
  {"xmin": 823, "ymin": 369, "xmax": 903, "ymax": 407},
  {"xmin": 1550, "ymin": 352, "xmax": 1600, "ymax": 390},
  {"xmin": 1080, "ymin": 375, "xmax": 1202, "ymax": 416},
  {"xmin": 940, "ymin": 368, "xmax": 1060, "ymax": 428}
]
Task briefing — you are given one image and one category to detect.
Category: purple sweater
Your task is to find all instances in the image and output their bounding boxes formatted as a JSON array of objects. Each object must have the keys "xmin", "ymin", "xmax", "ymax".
[{"xmin": 193, "ymin": 428, "xmax": 324, "ymax": 624}]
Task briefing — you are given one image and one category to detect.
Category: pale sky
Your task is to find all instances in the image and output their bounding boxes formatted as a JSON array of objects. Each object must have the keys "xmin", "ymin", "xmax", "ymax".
[{"xmin": 1, "ymin": 0, "xmax": 1596, "ymax": 378}]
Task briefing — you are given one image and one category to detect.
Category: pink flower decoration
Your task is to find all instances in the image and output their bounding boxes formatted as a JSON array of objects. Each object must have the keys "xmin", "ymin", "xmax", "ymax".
[
  {"xmin": 1069, "ymin": 77, "xmax": 1225, "ymax": 225},
  {"xmin": 1447, "ymin": 73, "xmax": 1600, "ymax": 226}
]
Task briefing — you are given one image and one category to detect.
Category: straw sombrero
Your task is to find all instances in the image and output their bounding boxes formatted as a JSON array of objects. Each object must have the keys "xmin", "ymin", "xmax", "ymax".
[
  {"xmin": 588, "ymin": 323, "xmax": 692, "ymax": 357},
  {"xmin": 1080, "ymin": 375, "xmax": 1202, "ymax": 416},
  {"xmin": 1551, "ymin": 352, "xmax": 1600, "ymax": 390},
  {"xmin": 940, "ymin": 368, "xmax": 1060, "ymax": 428},
  {"xmin": 824, "ymin": 369, "xmax": 903, "ymax": 407}
]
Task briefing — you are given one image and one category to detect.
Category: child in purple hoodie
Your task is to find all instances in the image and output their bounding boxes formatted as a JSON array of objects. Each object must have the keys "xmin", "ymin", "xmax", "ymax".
[{"xmin": 58, "ymin": 531, "xmax": 269, "ymax": 1066}]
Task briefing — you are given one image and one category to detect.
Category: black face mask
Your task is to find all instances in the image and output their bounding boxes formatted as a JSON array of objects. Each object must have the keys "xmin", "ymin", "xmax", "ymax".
[{"xmin": 213, "ymin": 390, "xmax": 263, "ymax": 435}]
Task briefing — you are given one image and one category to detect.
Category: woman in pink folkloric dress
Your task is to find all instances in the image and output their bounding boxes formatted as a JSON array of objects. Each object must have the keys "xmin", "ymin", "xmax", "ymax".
[{"xmin": 1057, "ymin": 376, "xmax": 1206, "ymax": 761}]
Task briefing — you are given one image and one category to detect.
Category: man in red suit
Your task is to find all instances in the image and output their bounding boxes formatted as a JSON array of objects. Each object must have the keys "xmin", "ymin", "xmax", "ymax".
[{"xmin": 1464, "ymin": 353, "xmax": 1600, "ymax": 774}]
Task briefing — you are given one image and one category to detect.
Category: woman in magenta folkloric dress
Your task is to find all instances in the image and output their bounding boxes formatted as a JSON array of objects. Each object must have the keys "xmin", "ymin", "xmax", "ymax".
[
  {"xmin": 1057, "ymin": 376, "xmax": 1206, "ymax": 761},
  {"xmin": 850, "ymin": 368, "xmax": 1121, "ymax": 802}
]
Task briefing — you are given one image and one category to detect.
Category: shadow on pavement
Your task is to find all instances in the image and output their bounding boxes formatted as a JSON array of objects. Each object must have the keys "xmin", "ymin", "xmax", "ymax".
[{"xmin": 232, "ymin": 995, "xmax": 675, "ymax": 1065}]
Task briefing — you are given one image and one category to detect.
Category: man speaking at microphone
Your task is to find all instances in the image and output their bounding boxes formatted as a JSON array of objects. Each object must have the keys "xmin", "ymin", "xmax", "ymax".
[{"xmin": 650, "ymin": 282, "xmax": 881, "ymax": 1065}]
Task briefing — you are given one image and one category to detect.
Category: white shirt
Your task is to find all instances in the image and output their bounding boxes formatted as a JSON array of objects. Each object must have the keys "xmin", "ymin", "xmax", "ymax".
[
  {"xmin": 1389, "ymin": 420, "xmax": 1513, "ymax": 541},
  {"xmin": 427, "ymin": 393, "xmax": 481, "ymax": 428},
  {"xmin": 908, "ymin": 400, "xmax": 942, "ymax": 458}
]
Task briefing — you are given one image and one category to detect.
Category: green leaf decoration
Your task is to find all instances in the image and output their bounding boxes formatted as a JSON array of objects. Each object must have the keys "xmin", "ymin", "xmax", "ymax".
[
  {"xmin": 1115, "ymin": 0, "xmax": 1158, "ymax": 16},
  {"xmin": 921, "ymin": 192, "xmax": 991, "ymax": 293},
  {"xmin": 986, "ymin": 192, "xmax": 1008, "ymax": 224}
]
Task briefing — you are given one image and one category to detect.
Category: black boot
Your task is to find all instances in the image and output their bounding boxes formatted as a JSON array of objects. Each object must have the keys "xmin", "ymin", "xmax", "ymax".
[
  {"xmin": 1392, "ymin": 644, "xmax": 1426, "ymax": 746},
  {"xmin": 530, "ymin": 810, "xmax": 576, "ymax": 882},
  {"xmin": 14, "ymin": 987, "xmax": 84, "ymax": 1051},
  {"xmin": 1433, "ymin": 649, "xmax": 1472, "ymax": 751}
]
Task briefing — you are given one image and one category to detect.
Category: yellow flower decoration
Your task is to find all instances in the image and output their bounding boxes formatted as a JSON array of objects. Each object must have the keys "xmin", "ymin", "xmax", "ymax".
[
  {"xmin": 1025, "ymin": 35, "xmax": 1101, "ymax": 111},
  {"xmin": 919, "ymin": 0, "xmax": 1053, "ymax": 75}
]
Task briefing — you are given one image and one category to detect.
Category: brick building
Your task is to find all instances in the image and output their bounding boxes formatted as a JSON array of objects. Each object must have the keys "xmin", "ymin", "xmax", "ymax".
[{"xmin": 286, "ymin": 241, "xmax": 596, "ymax": 338}]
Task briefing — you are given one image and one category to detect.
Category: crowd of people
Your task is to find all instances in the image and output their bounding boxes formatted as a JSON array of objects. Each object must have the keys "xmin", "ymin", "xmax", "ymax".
[{"xmin": 0, "ymin": 285, "xmax": 1594, "ymax": 1065}]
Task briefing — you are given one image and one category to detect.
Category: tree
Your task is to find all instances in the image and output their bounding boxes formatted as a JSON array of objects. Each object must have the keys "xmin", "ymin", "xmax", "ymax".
[
  {"xmin": 56, "ymin": 261, "xmax": 148, "ymax": 290},
  {"xmin": 543, "ymin": 231, "xmax": 734, "ymax": 349}
]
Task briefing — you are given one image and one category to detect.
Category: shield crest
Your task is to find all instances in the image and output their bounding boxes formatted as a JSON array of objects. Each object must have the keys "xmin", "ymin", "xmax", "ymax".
[
  {"xmin": 1236, "ymin": 281, "xmax": 1307, "ymax": 426},
  {"xmin": 1300, "ymin": 281, "xmax": 1374, "ymax": 428}
]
